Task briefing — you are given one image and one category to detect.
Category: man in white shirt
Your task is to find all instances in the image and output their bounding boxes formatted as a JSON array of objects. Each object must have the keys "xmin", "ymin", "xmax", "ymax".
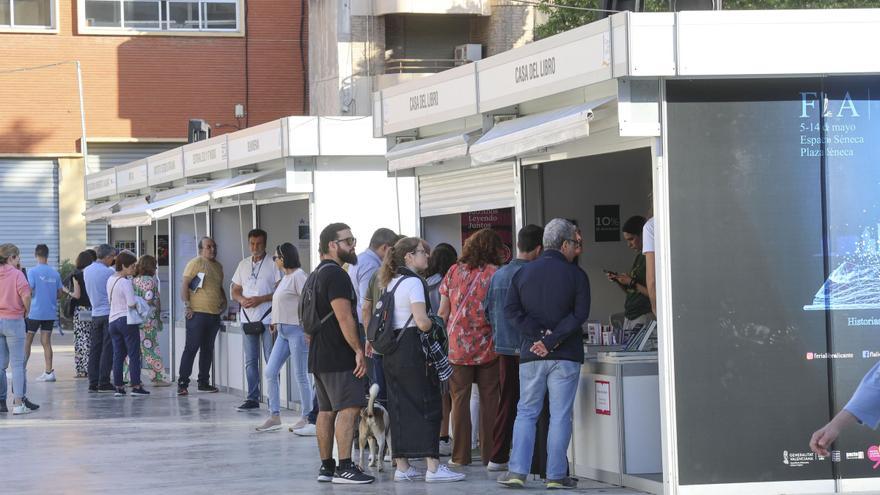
[
  {"xmin": 231, "ymin": 229, "xmax": 281, "ymax": 412},
  {"xmin": 642, "ymin": 217, "xmax": 656, "ymax": 315}
]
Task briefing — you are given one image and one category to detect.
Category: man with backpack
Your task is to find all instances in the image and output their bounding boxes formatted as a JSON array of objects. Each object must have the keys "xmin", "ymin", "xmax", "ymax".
[{"xmin": 301, "ymin": 223, "xmax": 374, "ymax": 485}]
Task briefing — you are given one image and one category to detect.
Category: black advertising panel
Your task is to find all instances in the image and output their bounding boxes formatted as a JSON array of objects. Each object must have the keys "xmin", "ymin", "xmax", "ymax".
[
  {"xmin": 594, "ymin": 204, "xmax": 620, "ymax": 242},
  {"xmin": 814, "ymin": 77, "xmax": 880, "ymax": 480},
  {"xmin": 666, "ymin": 79, "xmax": 833, "ymax": 485}
]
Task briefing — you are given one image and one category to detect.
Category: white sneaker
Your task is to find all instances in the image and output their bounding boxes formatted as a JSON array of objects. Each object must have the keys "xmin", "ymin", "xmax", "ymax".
[
  {"xmin": 12, "ymin": 404, "xmax": 31, "ymax": 415},
  {"xmin": 384, "ymin": 453, "xmax": 391, "ymax": 462},
  {"xmin": 37, "ymin": 371, "xmax": 56, "ymax": 382},
  {"xmin": 438, "ymin": 439, "xmax": 452, "ymax": 456},
  {"xmin": 293, "ymin": 423, "xmax": 317, "ymax": 436},
  {"xmin": 426, "ymin": 465, "xmax": 466, "ymax": 483},
  {"xmin": 487, "ymin": 461, "xmax": 508, "ymax": 472},
  {"xmin": 394, "ymin": 466, "xmax": 424, "ymax": 482}
]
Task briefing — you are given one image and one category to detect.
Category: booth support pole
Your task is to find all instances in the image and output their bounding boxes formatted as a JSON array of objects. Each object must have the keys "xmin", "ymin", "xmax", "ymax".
[
  {"xmin": 655, "ymin": 79, "xmax": 679, "ymax": 495},
  {"xmin": 168, "ymin": 217, "xmax": 176, "ymax": 382}
]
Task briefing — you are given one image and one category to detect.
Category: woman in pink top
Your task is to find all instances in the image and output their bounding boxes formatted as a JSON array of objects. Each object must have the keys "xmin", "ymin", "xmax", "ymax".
[
  {"xmin": 0, "ymin": 244, "xmax": 39, "ymax": 415},
  {"xmin": 438, "ymin": 228, "xmax": 504, "ymax": 466}
]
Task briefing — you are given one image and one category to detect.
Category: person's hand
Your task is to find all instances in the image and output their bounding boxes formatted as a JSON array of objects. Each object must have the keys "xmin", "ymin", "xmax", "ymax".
[
  {"xmin": 185, "ymin": 308, "xmax": 194, "ymax": 320},
  {"xmin": 365, "ymin": 341, "xmax": 374, "ymax": 358},
  {"xmin": 616, "ymin": 274, "xmax": 633, "ymax": 286},
  {"xmin": 304, "ymin": 334, "xmax": 311, "ymax": 345},
  {"xmin": 531, "ymin": 340, "xmax": 549, "ymax": 357},
  {"xmin": 269, "ymin": 324, "xmax": 278, "ymax": 335},
  {"xmin": 810, "ymin": 421, "xmax": 840, "ymax": 456},
  {"xmin": 353, "ymin": 350, "xmax": 367, "ymax": 378},
  {"xmin": 605, "ymin": 272, "xmax": 617, "ymax": 282}
]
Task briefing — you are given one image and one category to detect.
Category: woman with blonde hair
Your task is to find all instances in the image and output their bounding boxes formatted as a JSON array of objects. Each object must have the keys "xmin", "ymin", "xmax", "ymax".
[
  {"xmin": 0, "ymin": 244, "xmax": 39, "ymax": 414},
  {"xmin": 379, "ymin": 237, "xmax": 464, "ymax": 483},
  {"xmin": 439, "ymin": 228, "xmax": 504, "ymax": 467}
]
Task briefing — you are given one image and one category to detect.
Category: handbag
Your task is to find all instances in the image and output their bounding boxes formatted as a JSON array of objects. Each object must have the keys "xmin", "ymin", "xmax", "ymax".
[
  {"xmin": 75, "ymin": 307, "xmax": 93, "ymax": 322},
  {"xmin": 242, "ymin": 307, "xmax": 272, "ymax": 335}
]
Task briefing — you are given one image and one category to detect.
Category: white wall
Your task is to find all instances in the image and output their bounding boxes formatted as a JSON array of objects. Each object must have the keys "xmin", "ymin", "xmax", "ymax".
[
  {"xmin": 258, "ymin": 199, "xmax": 312, "ymax": 272},
  {"xmin": 312, "ymin": 156, "xmax": 418, "ymax": 270},
  {"xmin": 423, "ymin": 213, "xmax": 463, "ymax": 254},
  {"xmin": 527, "ymin": 147, "xmax": 653, "ymax": 324}
]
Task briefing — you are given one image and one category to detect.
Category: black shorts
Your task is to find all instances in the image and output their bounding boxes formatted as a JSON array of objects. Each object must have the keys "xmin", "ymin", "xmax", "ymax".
[
  {"xmin": 26, "ymin": 319, "xmax": 53, "ymax": 333},
  {"xmin": 314, "ymin": 370, "xmax": 367, "ymax": 412}
]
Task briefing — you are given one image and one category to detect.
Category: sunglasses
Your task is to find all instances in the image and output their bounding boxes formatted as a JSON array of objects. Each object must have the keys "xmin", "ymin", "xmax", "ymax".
[{"xmin": 334, "ymin": 237, "xmax": 357, "ymax": 247}]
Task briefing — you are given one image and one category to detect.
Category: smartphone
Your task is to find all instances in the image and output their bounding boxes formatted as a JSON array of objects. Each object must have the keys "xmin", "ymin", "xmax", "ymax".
[{"xmin": 603, "ymin": 269, "xmax": 618, "ymax": 276}]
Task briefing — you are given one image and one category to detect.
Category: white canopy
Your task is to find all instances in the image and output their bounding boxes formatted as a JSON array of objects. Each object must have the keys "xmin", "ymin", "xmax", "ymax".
[
  {"xmin": 469, "ymin": 97, "xmax": 615, "ymax": 166},
  {"xmin": 386, "ymin": 131, "xmax": 478, "ymax": 172}
]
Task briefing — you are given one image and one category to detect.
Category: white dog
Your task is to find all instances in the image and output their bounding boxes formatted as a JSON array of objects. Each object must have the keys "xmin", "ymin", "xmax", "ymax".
[{"xmin": 357, "ymin": 383, "xmax": 391, "ymax": 471}]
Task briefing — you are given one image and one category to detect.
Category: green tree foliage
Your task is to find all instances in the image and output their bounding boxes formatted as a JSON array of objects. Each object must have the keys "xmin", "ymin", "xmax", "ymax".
[{"xmin": 535, "ymin": 0, "xmax": 880, "ymax": 39}]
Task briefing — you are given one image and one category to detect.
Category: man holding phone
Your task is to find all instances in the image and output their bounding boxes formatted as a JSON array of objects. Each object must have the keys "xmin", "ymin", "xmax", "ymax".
[
  {"xmin": 178, "ymin": 237, "xmax": 226, "ymax": 396},
  {"xmin": 606, "ymin": 216, "xmax": 654, "ymax": 333}
]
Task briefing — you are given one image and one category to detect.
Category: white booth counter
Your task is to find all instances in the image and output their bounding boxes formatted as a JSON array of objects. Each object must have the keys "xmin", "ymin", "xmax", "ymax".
[{"xmin": 573, "ymin": 349, "xmax": 662, "ymax": 495}]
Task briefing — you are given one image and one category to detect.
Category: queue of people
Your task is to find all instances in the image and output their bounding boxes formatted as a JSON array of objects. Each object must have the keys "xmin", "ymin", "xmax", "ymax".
[{"xmin": 1, "ymin": 213, "xmax": 659, "ymax": 490}]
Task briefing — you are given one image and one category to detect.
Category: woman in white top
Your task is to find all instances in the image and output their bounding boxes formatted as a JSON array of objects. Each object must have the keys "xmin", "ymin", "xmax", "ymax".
[
  {"xmin": 106, "ymin": 250, "xmax": 149, "ymax": 397},
  {"xmin": 379, "ymin": 237, "xmax": 465, "ymax": 483},
  {"xmin": 256, "ymin": 243, "xmax": 309, "ymax": 432}
]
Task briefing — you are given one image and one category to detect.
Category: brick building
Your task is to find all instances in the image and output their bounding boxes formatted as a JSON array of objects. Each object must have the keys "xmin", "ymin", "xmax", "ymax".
[{"xmin": 0, "ymin": 0, "xmax": 307, "ymax": 265}]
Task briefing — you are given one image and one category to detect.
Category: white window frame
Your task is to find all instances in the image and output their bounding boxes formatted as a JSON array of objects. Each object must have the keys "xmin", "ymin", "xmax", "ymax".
[
  {"xmin": 78, "ymin": 0, "xmax": 242, "ymax": 36},
  {"xmin": 0, "ymin": 0, "xmax": 59, "ymax": 33}
]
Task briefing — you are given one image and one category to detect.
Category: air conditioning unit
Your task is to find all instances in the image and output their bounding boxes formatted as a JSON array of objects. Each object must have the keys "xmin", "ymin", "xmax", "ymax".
[
  {"xmin": 454, "ymin": 44, "xmax": 482, "ymax": 63},
  {"xmin": 188, "ymin": 119, "xmax": 212, "ymax": 143}
]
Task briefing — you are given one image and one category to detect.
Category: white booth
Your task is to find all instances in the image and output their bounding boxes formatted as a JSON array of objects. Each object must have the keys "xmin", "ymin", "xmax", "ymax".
[
  {"xmin": 84, "ymin": 116, "xmax": 417, "ymax": 414},
  {"xmin": 374, "ymin": 9, "xmax": 880, "ymax": 495}
]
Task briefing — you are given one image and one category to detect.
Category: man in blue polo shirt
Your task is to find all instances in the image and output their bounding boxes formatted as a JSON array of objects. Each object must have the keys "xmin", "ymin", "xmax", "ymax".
[{"xmin": 25, "ymin": 244, "xmax": 63, "ymax": 383}]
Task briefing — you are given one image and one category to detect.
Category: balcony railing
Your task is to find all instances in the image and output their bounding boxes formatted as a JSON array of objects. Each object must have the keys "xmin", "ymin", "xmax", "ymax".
[{"xmin": 384, "ymin": 58, "xmax": 470, "ymax": 74}]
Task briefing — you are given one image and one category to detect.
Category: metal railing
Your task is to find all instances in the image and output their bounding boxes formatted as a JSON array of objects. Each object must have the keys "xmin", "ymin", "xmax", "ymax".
[{"xmin": 384, "ymin": 58, "xmax": 472, "ymax": 74}]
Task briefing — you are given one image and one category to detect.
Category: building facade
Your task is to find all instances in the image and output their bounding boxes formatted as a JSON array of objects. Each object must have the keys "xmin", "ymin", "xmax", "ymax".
[{"xmin": 0, "ymin": 0, "xmax": 307, "ymax": 265}]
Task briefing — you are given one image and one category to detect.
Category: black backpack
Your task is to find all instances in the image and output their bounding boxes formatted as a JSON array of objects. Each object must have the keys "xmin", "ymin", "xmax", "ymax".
[
  {"xmin": 299, "ymin": 263, "xmax": 337, "ymax": 336},
  {"xmin": 367, "ymin": 276, "xmax": 414, "ymax": 355}
]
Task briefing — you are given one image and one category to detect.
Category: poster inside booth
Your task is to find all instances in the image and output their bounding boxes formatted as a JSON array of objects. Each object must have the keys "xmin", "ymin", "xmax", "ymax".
[{"xmin": 461, "ymin": 208, "xmax": 514, "ymax": 263}]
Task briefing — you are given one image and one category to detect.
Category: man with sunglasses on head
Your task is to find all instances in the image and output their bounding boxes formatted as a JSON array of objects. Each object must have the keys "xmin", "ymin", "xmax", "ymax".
[
  {"xmin": 231, "ymin": 229, "xmax": 281, "ymax": 412},
  {"xmin": 310, "ymin": 223, "xmax": 374, "ymax": 485}
]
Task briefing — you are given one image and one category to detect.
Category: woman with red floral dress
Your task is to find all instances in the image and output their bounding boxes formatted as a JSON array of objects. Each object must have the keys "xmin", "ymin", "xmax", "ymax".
[{"xmin": 438, "ymin": 228, "xmax": 504, "ymax": 467}]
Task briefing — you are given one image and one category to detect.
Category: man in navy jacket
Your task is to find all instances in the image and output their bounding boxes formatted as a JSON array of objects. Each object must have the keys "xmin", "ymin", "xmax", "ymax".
[{"xmin": 497, "ymin": 218, "xmax": 590, "ymax": 490}]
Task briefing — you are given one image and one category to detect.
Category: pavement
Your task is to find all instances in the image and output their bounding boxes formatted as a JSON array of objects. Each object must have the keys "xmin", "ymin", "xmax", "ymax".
[{"xmin": 1, "ymin": 332, "xmax": 646, "ymax": 495}]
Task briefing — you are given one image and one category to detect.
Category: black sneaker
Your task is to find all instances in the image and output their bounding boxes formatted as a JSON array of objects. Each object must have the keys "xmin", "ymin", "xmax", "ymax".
[
  {"xmin": 22, "ymin": 397, "xmax": 39, "ymax": 410},
  {"xmin": 0, "ymin": 402, "xmax": 7, "ymax": 413},
  {"xmin": 237, "ymin": 400, "xmax": 259, "ymax": 412},
  {"xmin": 88, "ymin": 385, "xmax": 99, "ymax": 393},
  {"xmin": 177, "ymin": 386, "xmax": 188, "ymax": 396},
  {"xmin": 131, "ymin": 387, "xmax": 150, "ymax": 397},
  {"xmin": 317, "ymin": 465, "xmax": 335, "ymax": 483},
  {"xmin": 97, "ymin": 383, "xmax": 116, "ymax": 393},
  {"xmin": 114, "ymin": 388, "xmax": 127, "ymax": 397},
  {"xmin": 198, "ymin": 383, "xmax": 219, "ymax": 393},
  {"xmin": 332, "ymin": 463, "xmax": 375, "ymax": 484}
]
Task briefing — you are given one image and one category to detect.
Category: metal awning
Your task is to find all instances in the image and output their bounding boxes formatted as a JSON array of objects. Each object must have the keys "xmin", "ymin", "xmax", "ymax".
[
  {"xmin": 469, "ymin": 97, "xmax": 615, "ymax": 166},
  {"xmin": 107, "ymin": 170, "xmax": 278, "ymax": 225},
  {"xmin": 386, "ymin": 131, "xmax": 478, "ymax": 172}
]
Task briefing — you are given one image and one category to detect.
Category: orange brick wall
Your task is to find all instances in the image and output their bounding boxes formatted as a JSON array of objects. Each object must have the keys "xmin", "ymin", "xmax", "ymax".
[{"xmin": 0, "ymin": 0, "xmax": 307, "ymax": 155}]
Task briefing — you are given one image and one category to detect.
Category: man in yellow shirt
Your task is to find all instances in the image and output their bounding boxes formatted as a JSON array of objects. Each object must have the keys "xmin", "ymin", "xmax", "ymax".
[{"xmin": 177, "ymin": 237, "xmax": 227, "ymax": 396}]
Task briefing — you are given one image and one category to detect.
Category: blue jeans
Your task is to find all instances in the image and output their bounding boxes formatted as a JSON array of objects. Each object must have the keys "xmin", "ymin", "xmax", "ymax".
[
  {"xmin": 243, "ymin": 324, "xmax": 273, "ymax": 402},
  {"xmin": 509, "ymin": 359, "xmax": 581, "ymax": 480},
  {"xmin": 109, "ymin": 318, "xmax": 142, "ymax": 387},
  {"xmin": 264, "ymin": 324, "xmax": 311, "ymax": 416},
  {"xmin": 0, "ymin": 318, "xmax": 26, "ymax": 402}
]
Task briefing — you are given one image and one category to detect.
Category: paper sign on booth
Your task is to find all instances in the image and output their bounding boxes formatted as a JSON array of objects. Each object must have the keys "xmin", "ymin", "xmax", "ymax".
[{"xmin": 596, "ymin": 380, "xmax": 611, "ymax": 416}]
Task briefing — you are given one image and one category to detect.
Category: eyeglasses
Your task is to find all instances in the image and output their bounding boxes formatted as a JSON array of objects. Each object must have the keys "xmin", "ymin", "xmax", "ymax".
[
  {"xmin": 566, "ymin": 238, "xmax": 583, "ymax": 247},
  {"xmin": 334, "ymin": 237, "xmax": 357, "ymax": 247}
]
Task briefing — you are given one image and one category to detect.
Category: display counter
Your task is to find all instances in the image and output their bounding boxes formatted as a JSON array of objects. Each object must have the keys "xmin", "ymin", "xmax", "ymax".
[
  {"xmin": 172, "ymin": 321, "xmax": 308, "ymax": 415},
  {"xmin": 571, "ymin": 348, "xmax": 662, "ymax": 495}
]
